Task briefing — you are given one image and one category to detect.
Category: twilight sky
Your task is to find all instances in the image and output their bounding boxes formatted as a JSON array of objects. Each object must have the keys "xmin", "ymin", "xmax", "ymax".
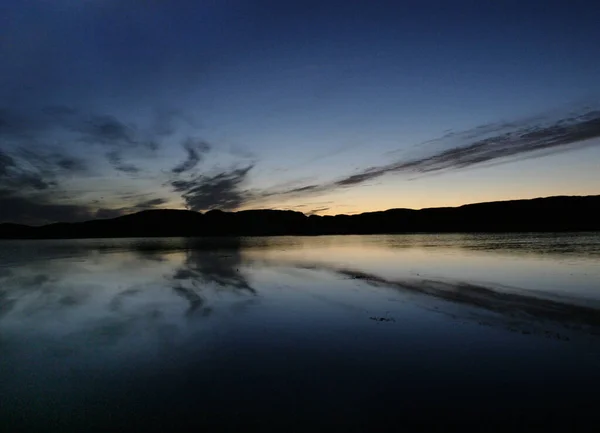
[{"xmin": 1, "ymin": 0, "xmax": 600, "ymax": 224}]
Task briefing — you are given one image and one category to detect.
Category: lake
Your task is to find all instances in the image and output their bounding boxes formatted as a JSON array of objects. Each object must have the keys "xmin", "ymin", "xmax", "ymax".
[{"xmin": 2, "ymin": 233, "xmax": 600, "ymax": 431}]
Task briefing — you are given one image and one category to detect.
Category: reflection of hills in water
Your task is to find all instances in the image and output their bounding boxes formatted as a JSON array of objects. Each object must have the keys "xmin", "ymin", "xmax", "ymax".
[
  {"xmin": 446, "ymin": 233, "xmax": 600, "ymax": 258},
  {"xmin": 348, "ymin": 232, "xmax": 600, "ymax": 259},
  {"xmin": 1, "ymin": 237, "xmax": 600, "ymax": 344},
  {"xmin": 3, "ymin": 232, "xmax": 599, "ymax": 267}
]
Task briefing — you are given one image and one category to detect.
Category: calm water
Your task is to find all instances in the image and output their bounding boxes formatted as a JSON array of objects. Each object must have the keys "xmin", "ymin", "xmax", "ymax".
[{"xmin": 2, "ymin": 233, "xmax": 600, "ymax": 431}]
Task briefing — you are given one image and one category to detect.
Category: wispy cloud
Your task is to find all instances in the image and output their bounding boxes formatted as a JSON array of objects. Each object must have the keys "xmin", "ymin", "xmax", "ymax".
[
  {"xmin": 93, "ymin": 197, "xmax": 168, "ymax": 220},
  {"xmin": 133, "ymin": 198, "xmax": 167, "ymax": 209},
  {"xmin": 171, "ymin": 138, "xmax": 211, "ymax": 174},
  {"xmin": 55, "ymin": 156, "xmax": 88, "ymax": 173},
  {"xmin": 0, "ymin": 106, "xmax": 163, "ymax": 175},
  {"xmin": 258, "ymin": 107, "xmax": 600, "ymax": 202},
  {"xmin": 0, "ymin": 105, "xmax": 178, "ymax": 223},
  {"xmin": 72, "ymin": 113, "xmax": 159, "ymax": 172},
  {"xmin": 77, "ymin": 114, "xmax": 138, "ymax": 146},
  {"xmin": 337, "ymin": 108, "xmax": 600, "ymax": 186},
  {"xmin": 0, "ymin": 148, "xmax": 58, "ymax": 191},
  {"xmin": 307, "ymin": 207, "xmax": 330, "ymax": 215},
  {"xmin": 3, "ymin": 103, "xmax": 600, "ymax": 221},
  {"xmin": 0, "ymin": 189, "xmax": 111, "ymax": 225},
  {"xmin": 105, "ymin": 150, "xmax": 140, "ymax": 174},
  {"xmin": 172, "ymin": 165, "xmax": 254, "ymax": 211}
]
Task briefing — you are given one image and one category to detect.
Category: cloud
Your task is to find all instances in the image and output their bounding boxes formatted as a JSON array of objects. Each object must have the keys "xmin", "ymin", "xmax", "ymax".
[
  {"xmin": 0, "ymin": 190, "xmax": 96, "ymax": 225},
  {"xmin": 149, "ymin": 107, "xmax": 199, "ymax": 138},
  {"xmin": 335, "ymin": 108, "xmax": 600, "ymax": 186},
  {"xmin": 55, "ymin": 156, "xmax": 88, "ymax": 173},
  {"xmin": 0, "ymin": 143, "xmax": 127, "ymax": 223},
  {"xmin": 33, "ymin": 108, "xmax": 156, "ymax": 150},
  {"xmin": 71, "ymin": 113, "xmax": 159, "ymax": 172},
  {"xmin": 307, "ymin": 207, "xmax": 330, "ymax": 215},
  {"xmin": 0, "ymin": 150, "xmax": 15, "ymax": 176},
  {"xmin": 93, "ymin": 197, "xmax": 168, "ymax": 220},
  {"xmin": 171, "ymin": 138, "xmax": 211, "ymax": 174},
  {"xmin": 0, "ymin": 149, "xmax": 57, "ymax": 191},
  {"xmin": 94, "ymin": 208, "xmax": 128, "ymax": 220},
  {"xmin": 133, "ymin": 198, "xmax": 167, "ymax": 209},
  {"xmin": 1, "ymin": 106, "xmax": 163, "ymax": 176},
  {"xmin": 0, "ymin": 104, "xmax": 198, "ymax": 223},
  {"xmin": 260, "ymin": 107, "xmax": 600, "ymax": 201},
  {"xmin": 105, "ymin": 150, "xmax": 140, "ymax": 174},
  {"xmin": 4, "ymin": 102, "xmax": 600, "ymax": 222},
  {"xmin": 77, "ymin": 115, "xmax": 137, "ymax": 149},
  {"xmin": 172, "ymin": 165, "xmax": 253, "ymax": 211},
  {"xmin": 74, "ymin": 113, "xmax": 157, "ymax": 149},
  {"xmin": 287, "ymin": 185, "xmax": 320, "ymax": 193},
  {"xmin": 0, "ymin": 143, "xmax": 101, "ymax": 223}
]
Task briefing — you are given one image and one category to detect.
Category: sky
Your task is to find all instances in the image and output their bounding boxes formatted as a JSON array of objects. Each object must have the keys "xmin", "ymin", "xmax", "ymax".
[{"xmin": 1, "ymin": 0, "xmax": 600, "ymax": 224}]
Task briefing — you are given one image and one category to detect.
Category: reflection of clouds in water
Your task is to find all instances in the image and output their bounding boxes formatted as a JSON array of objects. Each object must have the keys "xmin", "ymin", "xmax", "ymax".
[
  {"xmin": 108, "ymin": 287, "xmax": 142, "ymax": 312},
  {"xmin": 242, "ymin": 251, "xmax": 600, "ymax": 341},
  {"xmin": 2, "ymin": 234, "xmax": 600, "ymax": 360},
  {"xmin": 0, "ymin": 270, "xmax": 87, "ymax": 319},
  {"xmin": 131, "ymin": 245, "xmax": 170, "ymax": 263},
  {"xmin": 0, "ymin": 247, "xmax": 258, "ymax": 360},
  {"xmin": 303, "ymin": 263, "xmax": 600, "ymax": 340},
  {"xmin": 0, "ymin": 240, "xmax": 599, "ymax": 431},
  {"xmin": 170, "ymin": 247, "xmax": 256, "ymax": 316},
  {"xmin": 174, "ymin": 249, "xmax": 255, "ymax": 291}
]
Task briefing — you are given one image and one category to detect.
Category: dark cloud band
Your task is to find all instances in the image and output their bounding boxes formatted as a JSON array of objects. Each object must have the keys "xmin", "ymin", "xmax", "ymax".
[
  {"xmin": 261, "ymin": 107, "xmax": 600, "ymax": 201},
  {"xmin": 172, "ymin": 165, "xmax": 253, "ymax": 211}
]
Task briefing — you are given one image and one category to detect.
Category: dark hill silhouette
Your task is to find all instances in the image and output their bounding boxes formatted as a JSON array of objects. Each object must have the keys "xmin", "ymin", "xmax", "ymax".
[{"xmin": 0, "ymin": 195, "xmax": 599, "ymax": 239}]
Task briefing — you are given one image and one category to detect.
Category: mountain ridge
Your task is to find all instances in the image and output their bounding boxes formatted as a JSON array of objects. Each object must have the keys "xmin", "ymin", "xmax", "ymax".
[{"xmin": 1, "ymin": 194, "xmax": 599, "ymax": 239}]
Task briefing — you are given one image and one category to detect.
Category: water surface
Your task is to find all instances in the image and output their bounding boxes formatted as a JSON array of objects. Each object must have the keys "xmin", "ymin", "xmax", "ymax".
[{"xmin": 2, "ymin": 233, "xmax": 600, "ymax": 431}]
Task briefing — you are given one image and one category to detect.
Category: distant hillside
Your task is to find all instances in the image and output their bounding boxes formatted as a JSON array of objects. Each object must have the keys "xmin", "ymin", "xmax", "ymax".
[{"xmin": 1, "ymin": 195, "xmax": 599, "ymax": 239}]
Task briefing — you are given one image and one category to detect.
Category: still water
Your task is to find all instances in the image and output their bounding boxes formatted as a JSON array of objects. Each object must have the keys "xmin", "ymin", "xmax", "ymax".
[{"xmin": 1, "ymin": 233, "xmax": 600, "ymax": 431}]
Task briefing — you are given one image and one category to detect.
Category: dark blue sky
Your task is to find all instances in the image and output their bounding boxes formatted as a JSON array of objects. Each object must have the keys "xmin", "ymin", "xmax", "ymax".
[{"xmin": 1, "ymin": 0, "xmax": 599, "ymax": 223}]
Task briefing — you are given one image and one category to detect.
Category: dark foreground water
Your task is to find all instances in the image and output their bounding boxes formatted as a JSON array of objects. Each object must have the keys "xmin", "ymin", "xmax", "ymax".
[{"xmin": 1, "ymin": 233, "xmax": 600, "ymax": 431}]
